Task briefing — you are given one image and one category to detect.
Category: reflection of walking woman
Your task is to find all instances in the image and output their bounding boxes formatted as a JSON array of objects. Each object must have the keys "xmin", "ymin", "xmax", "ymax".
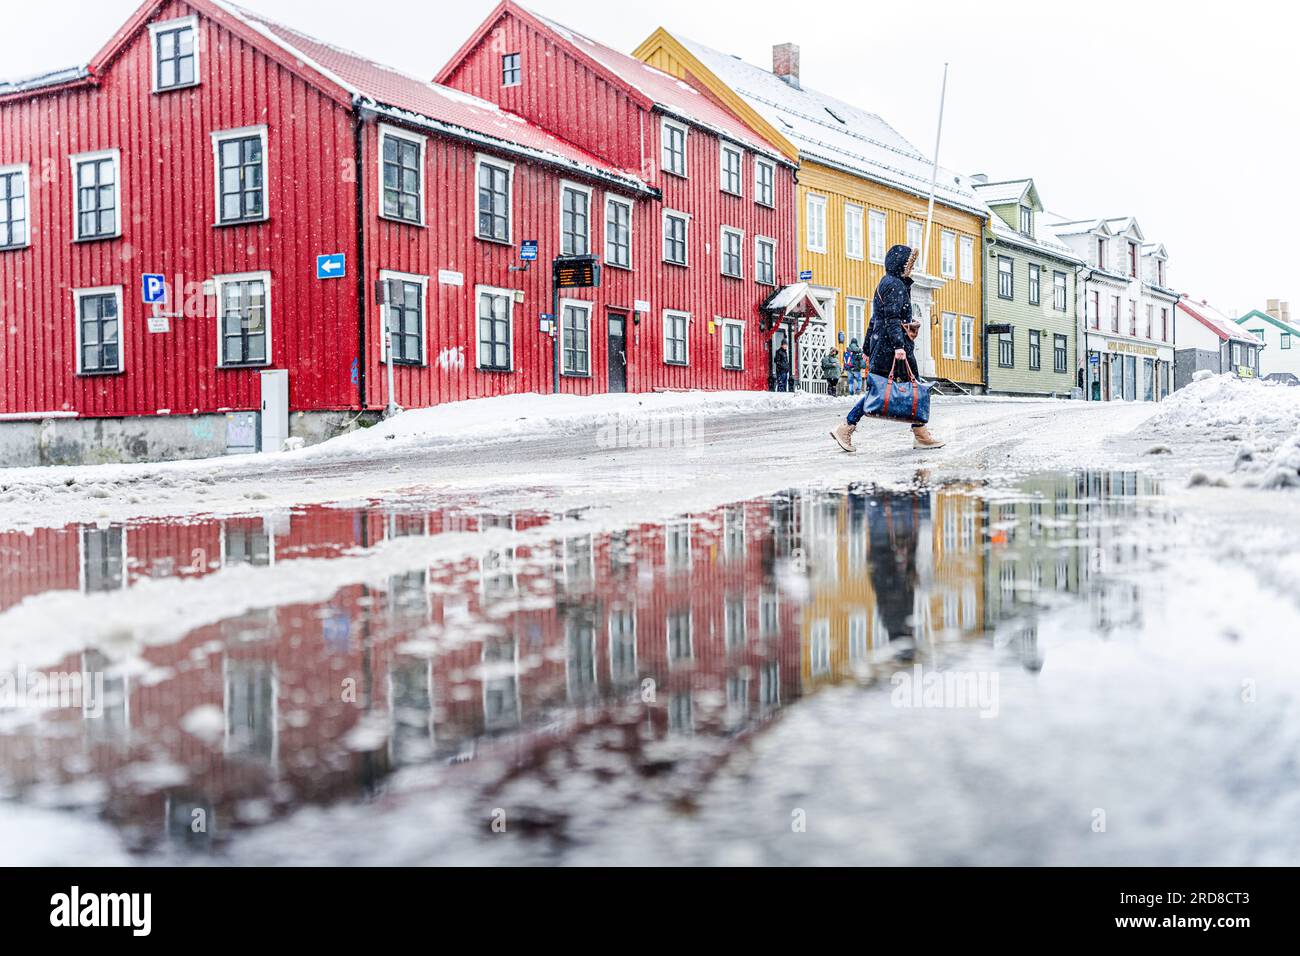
[
  {"xmin": 866, "ymin": 491, "xmax": 930, "ymax": 654},
  {"xmin": 831, "ymin": 245, "xmax": 945, "ymax": 451}
]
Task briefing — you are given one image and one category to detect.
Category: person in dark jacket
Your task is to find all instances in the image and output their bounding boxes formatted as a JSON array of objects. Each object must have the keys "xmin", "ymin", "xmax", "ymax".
[
  {"xmin": 844, "ymin": 337, "xmax": 864, "ymax": 395},
  {"xmin": 830, "ymin": 244, "xmax": 945, "ymax": 452},
  {"xmin": 820, "ymin": 347, "xmax": 842, "ymax": 395},
  {"xmin": 772, "ymin": 340, "xmax": 791, "ymax": 392}
]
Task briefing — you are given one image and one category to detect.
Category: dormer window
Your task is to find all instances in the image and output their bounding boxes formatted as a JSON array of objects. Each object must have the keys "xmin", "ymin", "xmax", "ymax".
[
  {"xmin": 1096, "ymin": 237, "xmax": 1107, "ymax": 269},
  {"xmin": 1156, "ymin": 259, "xmax": 1165, "ymax": 286},
  {"xmin": 1019, "ymin": 205, "xmax": 1032, "ymax": 237},
  {"xmin": 1128, "ymin": 241, "xmax": 1138, "ymax": 277},
  {"xmin": 150, "ymin": 16, "xmax": 199, "ymax": 92}
]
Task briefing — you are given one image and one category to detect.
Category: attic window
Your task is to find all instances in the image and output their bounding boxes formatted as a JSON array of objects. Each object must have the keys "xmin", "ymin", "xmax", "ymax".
[
  {"xmin": 824, "ymin": 106, "xmax": 846, "ymax": 124},
  {"xmin": 502, "ymin": 53, "xmax": 521, "ymax": 87},
  {"xmin": 150, "ymin": 16, "xmax": 199, "ymax": 92}
]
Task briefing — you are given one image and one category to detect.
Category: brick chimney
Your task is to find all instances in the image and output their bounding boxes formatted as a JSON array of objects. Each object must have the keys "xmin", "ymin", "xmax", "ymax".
[
  {"xmin": 773, "ymin": 43, "xmax": 800, "ymax": 89},
  {"xmin": 1267, "ymin": 299, "xmax": 1291, "ymax": 323}
]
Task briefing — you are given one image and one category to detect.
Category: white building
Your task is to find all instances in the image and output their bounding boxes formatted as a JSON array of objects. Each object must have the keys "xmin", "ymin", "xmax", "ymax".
[
  {"xmin": 1174, "ymin": 296, "xmax": 1263, "ymax": 389},
  {"xmin": 1237, "ymin": 301, "xmax": 1300, "ymax": 383},
  {"xmin": 1045, "ymin": 216, "xmax": 1179, "ymax": 401}
]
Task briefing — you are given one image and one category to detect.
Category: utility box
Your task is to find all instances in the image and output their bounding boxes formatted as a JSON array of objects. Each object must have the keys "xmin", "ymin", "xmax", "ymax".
[
  {"xmin": 259, "ymin": 370, "xmax": 289, "ymax": 453},
  {"xmin": 226, "ymin": 411, "xmax": 260, "ymax": 455}
]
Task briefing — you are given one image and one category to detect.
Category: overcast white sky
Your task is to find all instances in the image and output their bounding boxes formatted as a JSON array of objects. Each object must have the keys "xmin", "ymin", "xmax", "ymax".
[{"xmin": 3, "ymin": 0, "xmax": 1295, "ymax": 317}]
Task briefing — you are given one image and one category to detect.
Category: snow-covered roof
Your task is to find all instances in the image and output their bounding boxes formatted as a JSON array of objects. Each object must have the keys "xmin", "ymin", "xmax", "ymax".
[
  {"xmin": 1177, "ymin": 298, "xmax": 1261, "ymax": 344},
  {"xmin": 219, "ymin": 3, "xmax": 651, "ymax": 191},
  {"xmin": 674, "ymin": 34, "xmax": 986, "ymax": 217},
  {"xmin": 524, "ymin": 10, "xmax": 784, "ymax": 160},
  {"xmin": 1045, "ymin": 215, "xmax": 1113, "ymax": 237},
  {"xmin": 0, "ymin": 66, "xmax": 88, "ymax": 96},
  {"xmin": 973, "ymin": 179, "xmax": 1032, "ymax": 207},
  {"xmin": 986, "ymin": 212, "xmax": 1081, "ymax": 263}
]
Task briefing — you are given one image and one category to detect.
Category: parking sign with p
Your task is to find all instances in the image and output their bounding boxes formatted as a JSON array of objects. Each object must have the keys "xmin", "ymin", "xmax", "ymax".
[{"xmin": 142, "ymin": 274, "xmax": 167, "ymax": 305}]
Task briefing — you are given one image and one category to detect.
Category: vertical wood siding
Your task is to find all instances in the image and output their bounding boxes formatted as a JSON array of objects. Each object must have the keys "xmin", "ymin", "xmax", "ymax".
[
  {"xmin": 0, "ymin": 0, "xmax": 360, "ymax": 419},
  {"xmin": 797, "ymin": 162, "xmax": 985, "ymax": 386}
]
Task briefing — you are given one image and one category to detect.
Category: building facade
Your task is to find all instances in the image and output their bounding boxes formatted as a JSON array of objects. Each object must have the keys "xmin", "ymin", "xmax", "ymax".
[
  {"xmin": 972, "ymin": 178, "xmax": 1082, "ymax": 397},
  {"xmin": 633, "ymin": 30, "xmax": 987, "ymax": 391},
  {"xmin": 0, "ymin": 0, "xmax": 794, "ymax": 465},
  {"xmin": 1237, "ymin": 303, "xmax": 1300, "ymax": 383},
  {"xmin": 1174, "ymin": 296, "xmax": 1263, "ymax": 388},
  {"xmin": 1048, "ymin": 216, "xmax": 1178, "ymax": 401}
]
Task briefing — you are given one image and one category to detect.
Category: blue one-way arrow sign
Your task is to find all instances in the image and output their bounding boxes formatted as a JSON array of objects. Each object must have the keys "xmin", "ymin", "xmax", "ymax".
[{"xmin": 316, "ymin": 253, "xmax": 346, "ymax": 279}]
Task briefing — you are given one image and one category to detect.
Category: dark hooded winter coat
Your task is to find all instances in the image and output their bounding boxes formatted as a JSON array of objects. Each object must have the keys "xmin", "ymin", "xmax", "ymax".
[
  {"xmin": 844, "ymin": 339, "xmax": 863, "ymax": 372},
  {"xmin": 867, "ymin": 244, "xmax": 919, "ymax": 380}
]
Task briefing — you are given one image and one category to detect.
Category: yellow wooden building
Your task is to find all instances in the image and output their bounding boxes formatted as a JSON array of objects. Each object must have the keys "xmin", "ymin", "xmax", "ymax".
[{"xmin": 634, "ymin": 30, "xmax": 988, "ymax": 388}]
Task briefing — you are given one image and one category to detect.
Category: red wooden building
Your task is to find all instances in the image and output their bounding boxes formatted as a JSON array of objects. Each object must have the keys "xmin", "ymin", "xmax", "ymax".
[{"xmin": 0, "ymin": 0, "xmax": 797, "ymax": 465}]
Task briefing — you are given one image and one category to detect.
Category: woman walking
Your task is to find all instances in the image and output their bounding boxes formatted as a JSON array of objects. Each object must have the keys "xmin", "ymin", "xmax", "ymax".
[{"xmin": 830, "ymin": 244, "xmax": 945, "ymax": 451}]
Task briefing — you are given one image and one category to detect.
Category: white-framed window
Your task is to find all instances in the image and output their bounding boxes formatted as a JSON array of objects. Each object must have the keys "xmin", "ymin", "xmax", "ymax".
[
  {"xmin": 73, "ymin": 285, "xmax": 124, "ymax": 375},
  {"xmin": 379, "ymin": 125, "xmax": 426, "ymax": 226},
  {"xmin": 941, "ymin": 312, "xmax": 956, "ymax": 359},
  {"xmin": 755, "ymin": 235, "xmax": 776, "ymax": 285},
  {"xmin": 0, "ymin": 163, "xmax": 29, "ymax": 250},
  {"xmin": 662, "ymin": 117, "xmax": 688, "ymax": 177},
  {"xmin": 868, "ymin": 208, "xmax": 887, "ymax": 264},
  {"xmin": 998, "ymin": 255, "xmax": 1014, "ymax": 299},
  {"xmin": 214, "ymin": 271, "xmax": 272, "ymax": 368},
  {"xmin": 940, "ymin": 230, "xmax": 956, "ymax": 278},
  {"xmin": 906, "ymin": 219, "xmax": 924, "ymax": 255},
  {"xmin": 663, "ymin": 209, "xmax": 689, "ymax": 265},
  {"xmin": 844, "ymin": 203, "xmax": 864, "ymax": 260},
  {"xmin": 721, "ymin": 319, "xmax": 744, "ymax": 370},
  {"xmin": 1053, "ymin": 271, "xmax": 1067, "ymax": 311},
  {"xmin": 475, "ymin": 153, "xmax": 512, "ymax": 242},
  {"xmin": 846, "ymin": 297, "xmax": 866, "ymax": 344},
  {"xmin": 149, "ymin": 15, "xmax": 199, "ymax": 92},
  {"xmin": 377, "ymin": 269, "xmax": 426, "ymax": 366},
  {"xmin": 664, "ymin": 310, "xmax": 689, "ymax": 366},
  {"xmin": 721, "ymin": 226, "xmax": 744, "ymax": 278},
  {"xmin": 1028, "ymin": 263, "xmax": 1041, "ymax": 305},
  {"xmin": 604, "ymin": 195, "xmax": 632, "ymax": 268},
  {"xmin": 720, "ymin": 143, "xmax": 743, "ymax": 196},
  {"xmin": 211, "ymin": 125, "xmax": 268, "ymax": 226},
  {"xmin": 1020, "ymin": 205, "xmax": 1033, "ymax": 236},
  {"xmin": 959, "ymin": 234, "xmax": 974, "ymax": 283},
  {"xmin": 70, "ymin": 148, "xmax": 121, "ymax": 241},
  {"xmin": 754, "ymin": 158, "xmax": 775, "ymax": 207},
  {"xmin": 475, "ymin": 285, "xmax": 515, "ymax": 372},
  {"xmin": 559, "ymin": 180, "xmax": 592, "ymax": 256},
  {"xmin": 805, "ymin": 193, "xmax": 827, "ymax": 253},
  {"xmin": 960, "ymin": 314, "xmax": 974, "ymax": 361},
  {"xmin": 560, "ymin": 298, "xmax": 592, "ymax": 377}
]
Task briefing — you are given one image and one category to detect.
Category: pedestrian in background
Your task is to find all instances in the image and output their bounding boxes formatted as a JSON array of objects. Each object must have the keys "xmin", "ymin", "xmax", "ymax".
[
  {"xmin": 773, "ymin": 340, "xmax": 792, "ymax": 392},
  {"xmin": 821, "ymin": 347, "xmax": 842, "ymax": 396},
  {"xmin": 844, "ymin": 337, "xmax": 864, "ymax": 395}
]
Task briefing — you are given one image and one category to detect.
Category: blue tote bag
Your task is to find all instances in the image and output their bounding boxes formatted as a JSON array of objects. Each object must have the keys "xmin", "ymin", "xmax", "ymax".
[{"xmin": 861, "ymin": 355, "xmax": 931, "ymax": 425}]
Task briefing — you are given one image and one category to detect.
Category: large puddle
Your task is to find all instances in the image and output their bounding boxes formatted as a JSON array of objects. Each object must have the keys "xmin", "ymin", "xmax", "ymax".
[{"xmin": 0, "ymin": 471, "xmax": 1174, "ymax": 861}]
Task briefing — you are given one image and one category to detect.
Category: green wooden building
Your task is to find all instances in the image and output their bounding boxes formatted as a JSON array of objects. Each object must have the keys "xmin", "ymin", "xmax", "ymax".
[{"xmin": 972, "ymin": 177, "xmax": 1084, "ymax": 396}]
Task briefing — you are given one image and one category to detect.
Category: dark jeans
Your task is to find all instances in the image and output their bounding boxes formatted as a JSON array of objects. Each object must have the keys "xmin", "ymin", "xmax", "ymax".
[{"xmin": 774, "ymin": 371, "xmax": 791, "ymax": 392}]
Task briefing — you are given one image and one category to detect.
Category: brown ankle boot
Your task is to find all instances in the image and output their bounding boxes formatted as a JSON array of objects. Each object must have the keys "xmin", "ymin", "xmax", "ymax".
[
  {"xmin": 831, "ymin": 421, "xmax": 857, "ymax": 452},
  {"xmin": 912, "ymin": 425, "xmax": 945, "ymax": 449}
]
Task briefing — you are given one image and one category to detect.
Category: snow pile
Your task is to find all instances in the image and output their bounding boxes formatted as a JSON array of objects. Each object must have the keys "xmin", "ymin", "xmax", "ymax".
[
  {"xmin": 1236, "ymin": 426, "xmax": 1300, "ymax": 489},
  {"xmin": 1146, "ymin": 373, "xmax": 1300, "ymax": 435},
  {"xmin": 295, "ymin": 390, "xmax": 831, "ymax": 460}
]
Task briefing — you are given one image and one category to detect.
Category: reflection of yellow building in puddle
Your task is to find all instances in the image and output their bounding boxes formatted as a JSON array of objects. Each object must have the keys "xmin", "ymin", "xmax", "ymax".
[{"xmin": 799, "ymin": 487, "xmax": 986, "ymax": 690}]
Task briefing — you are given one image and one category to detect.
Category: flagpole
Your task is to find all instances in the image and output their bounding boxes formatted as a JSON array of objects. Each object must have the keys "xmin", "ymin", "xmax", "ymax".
[{"xmin": 921, "ymin": 62, "xmax": 949, "ymax": 275}]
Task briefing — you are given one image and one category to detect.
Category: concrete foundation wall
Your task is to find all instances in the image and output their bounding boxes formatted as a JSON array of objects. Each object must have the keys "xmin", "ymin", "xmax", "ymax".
[
  {"xmin": 0, "ymin": 410, "xmax": 379, "ymax": 468},
  {"xmin": 1173, "ymin": 348, "xmax": 1221, "ymax": 391}
]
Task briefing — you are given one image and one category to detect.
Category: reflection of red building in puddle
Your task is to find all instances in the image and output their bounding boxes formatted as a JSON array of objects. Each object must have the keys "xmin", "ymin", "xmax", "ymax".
[{"xmin": 0, "ymin": 497, "xmax": 802, "ymax": 850}]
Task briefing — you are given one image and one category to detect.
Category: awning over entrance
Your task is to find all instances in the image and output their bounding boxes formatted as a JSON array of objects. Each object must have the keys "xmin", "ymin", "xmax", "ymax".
[{"xmin": 760, "ymin": 283, "xmax": 827, "ymax": 322}]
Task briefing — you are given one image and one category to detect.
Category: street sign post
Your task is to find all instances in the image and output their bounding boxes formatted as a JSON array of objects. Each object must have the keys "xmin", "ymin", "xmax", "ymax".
[
  {"xmin": 798, "ymin": 270, "xmax": 813, "ymax": 282},
  {"xmin": 316, "ymin": 253, "xmax": 346, "ymax": 279}
]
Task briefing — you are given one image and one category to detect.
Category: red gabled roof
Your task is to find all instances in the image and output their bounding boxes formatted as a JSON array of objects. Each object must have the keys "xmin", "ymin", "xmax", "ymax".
[
  {"xmin": 225, "ymin": 3, "xmax": 649, "ymax": 190},
  {"xmin": 1177, "ymin": 297, "xmax": 1261, "ymax": 344},
  {"xmin": 435, "ymin": 0, "xmax": 785, "ymax": 160}
]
